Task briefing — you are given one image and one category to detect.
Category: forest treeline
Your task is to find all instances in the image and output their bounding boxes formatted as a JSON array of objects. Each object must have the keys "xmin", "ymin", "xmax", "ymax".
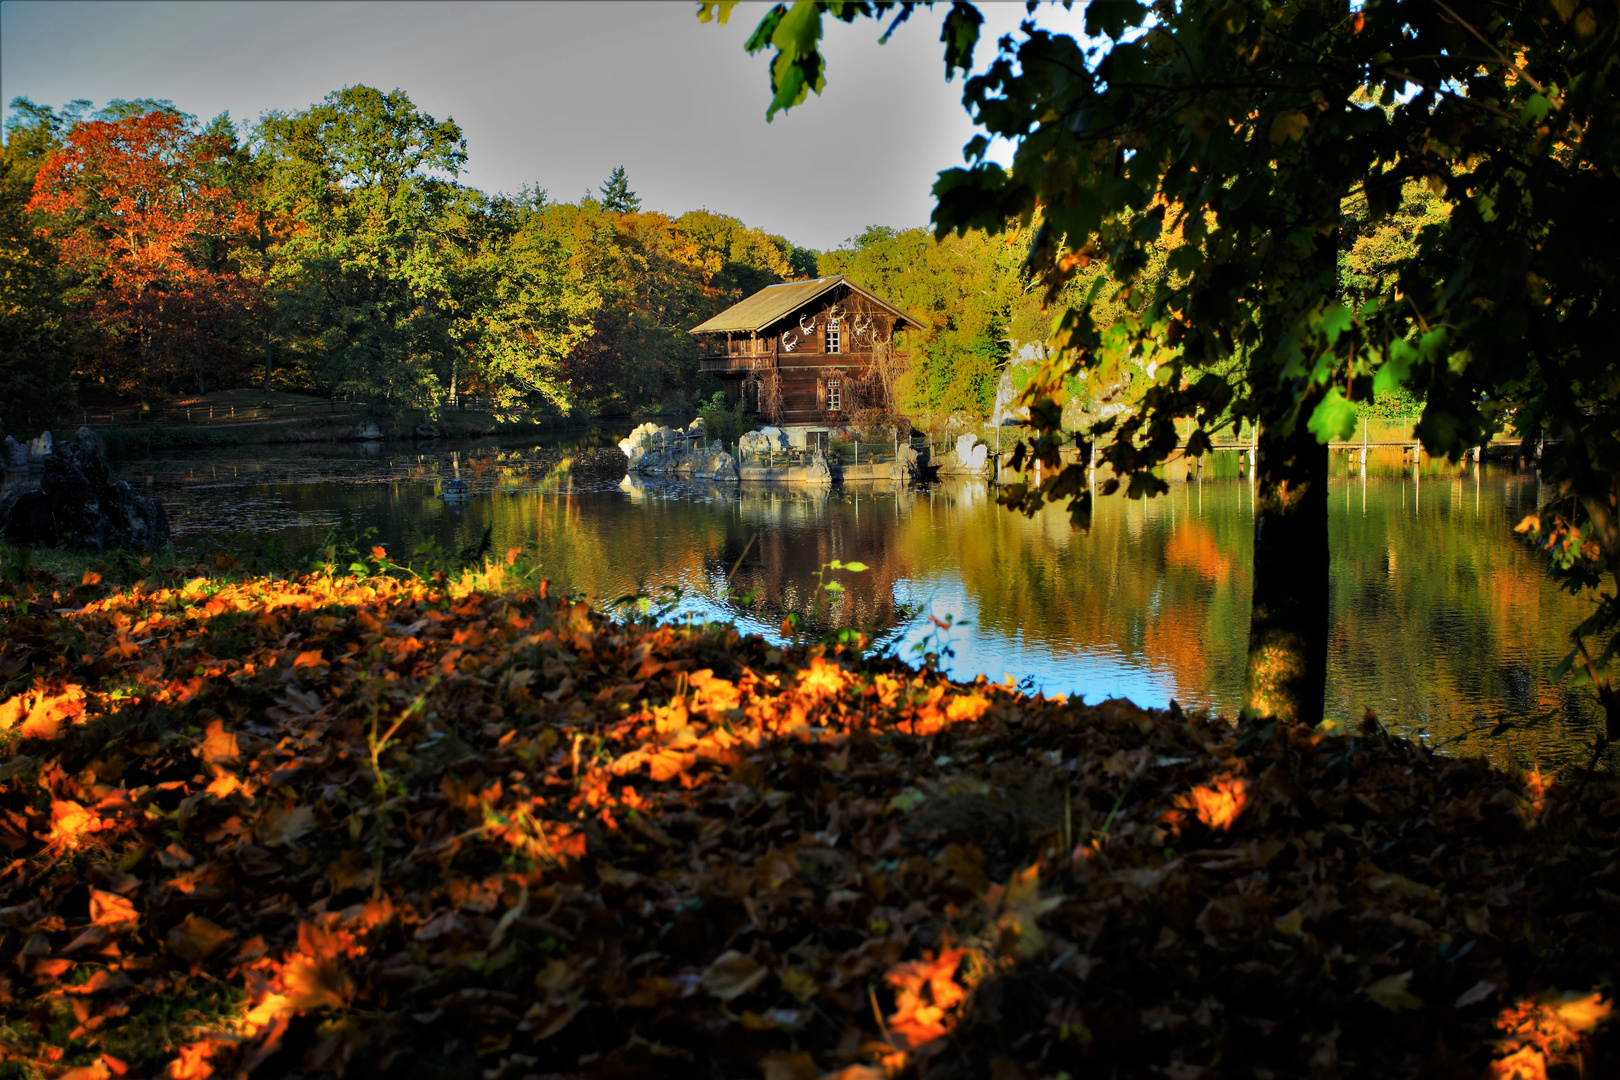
[{"xmin": 0, "ymin": 85, "xmax": 1430, "ymax": 438}]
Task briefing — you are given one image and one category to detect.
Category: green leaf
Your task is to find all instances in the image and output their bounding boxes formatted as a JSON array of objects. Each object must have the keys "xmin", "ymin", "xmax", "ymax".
[
  {"xmin": 839, "ymin": 561, "xmax": 869, "ymax": 572},
  {"xmin": 764, "ymin": 1, "xmax": 826, "ymax": 119},
  {"xmin": 939, "ymin": 2, "xmax": 984, "ymax": 79},
  {"xmin": 1307, "ymin": 387, "xmax": 1358, "ymax": 443},
  {"xmin": 1085, "ymin": 0, "xmax": 1147, "ymax": 39},
  {"xmin": 696, "ymin": 1, "xmax": 739, "ymax": 25},
  {"xmin": 1372, "ymin": 340, "xmax": 1414, "ymax": 397},
  {"xmin": 1317, "ymin": 303, "xmax": 1353, "ymax": 348}
]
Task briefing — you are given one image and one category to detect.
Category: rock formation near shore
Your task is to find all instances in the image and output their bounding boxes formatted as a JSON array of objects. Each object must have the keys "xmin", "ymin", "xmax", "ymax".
[{"xmin": 0, "ymin": 428, "xmax": 170, "ymax": 551}]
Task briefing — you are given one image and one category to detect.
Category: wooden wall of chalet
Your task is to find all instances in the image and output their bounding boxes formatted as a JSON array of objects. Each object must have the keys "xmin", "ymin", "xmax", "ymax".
[
  {"xmin": 773, "ymin": 288, "xmax": 894, "ymax": 363},
  {"xmin": 699, "ymin": 283, "xmax": 909, "ymax": 424}
]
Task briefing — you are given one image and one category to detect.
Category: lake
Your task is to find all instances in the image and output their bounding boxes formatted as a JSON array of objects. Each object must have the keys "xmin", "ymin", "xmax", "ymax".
[{"xmin": 107, "ymin": 428, "xmax": 1606, "ymax": 773}]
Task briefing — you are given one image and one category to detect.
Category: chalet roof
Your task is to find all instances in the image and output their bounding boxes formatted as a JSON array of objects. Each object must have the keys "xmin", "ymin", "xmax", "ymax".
[{"xmin": 689, "ymin": 276, "xmax": 921, "ymax": 335}]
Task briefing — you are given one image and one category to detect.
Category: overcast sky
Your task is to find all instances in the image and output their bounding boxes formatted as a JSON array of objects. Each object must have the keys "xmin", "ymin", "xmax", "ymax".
[{"xmin": 1, "ymin": 1, "xmax": 1088, "ymax": 251}]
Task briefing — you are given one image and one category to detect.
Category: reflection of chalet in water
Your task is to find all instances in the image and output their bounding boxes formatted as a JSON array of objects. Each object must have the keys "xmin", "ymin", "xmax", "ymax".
[{"xmin": 691, "ymin": 276, "xmax": 917, "ymax": 428}]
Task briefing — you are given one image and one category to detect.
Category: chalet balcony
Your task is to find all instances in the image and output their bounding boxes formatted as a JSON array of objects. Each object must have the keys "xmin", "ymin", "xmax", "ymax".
[
  {"xmin": 697, "ymin": 354, "xmax": 770, "ymax": 374},
  {"xmin": 699, "ymin": 349, "xmax": 908, "ymax": 375}
]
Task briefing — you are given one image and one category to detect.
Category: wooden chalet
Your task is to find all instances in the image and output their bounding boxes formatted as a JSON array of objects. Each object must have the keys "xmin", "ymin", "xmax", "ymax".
[{"xmin": 691, "ymin": 276, "xmax": 917, "ymax": 427}]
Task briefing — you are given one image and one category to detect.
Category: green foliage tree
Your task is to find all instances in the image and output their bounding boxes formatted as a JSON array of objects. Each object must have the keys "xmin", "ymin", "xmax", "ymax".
[
  {"xmin": 454, "ymin": 190, "xmax": 599, "ymax": 413},
  {"xmin": 599, "ymin": 165, "xmax": 641, "ymax": 213},
  {"xmin": 818, "ymin": 224, "xmax": 1025, "ymax": 418},
  {"xmin": 712, "ymin": 0, "xmax": 1620, "ymax": 737},
  {"xmin": 254, "ymin": 86, "xmax": 469, "ymax": 404},
  {"xmin": 0, "ymin": 153, "xmax": 72, "ymax": 435}
]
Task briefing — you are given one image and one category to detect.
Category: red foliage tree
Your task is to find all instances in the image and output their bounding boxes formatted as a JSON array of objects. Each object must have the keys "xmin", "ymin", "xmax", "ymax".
[{"xmin": 28, "ymin": 111, "xmax": 262, "ymax": 399}]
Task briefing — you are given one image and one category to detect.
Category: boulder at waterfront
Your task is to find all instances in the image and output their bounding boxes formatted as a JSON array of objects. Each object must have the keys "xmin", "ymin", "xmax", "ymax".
[
  {"xmin": 0, "ymin": 428, "xmax": 170, "ymax": 552},
  {"xmin": 955, "ymin": 432, "xmax": 989, "ymax": 472},
  {"xmin": 738, "ymin": 427, "xmax": 789, "ymax": 455}
]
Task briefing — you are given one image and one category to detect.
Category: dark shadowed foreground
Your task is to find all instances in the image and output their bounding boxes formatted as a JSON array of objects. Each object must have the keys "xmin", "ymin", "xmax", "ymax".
[{"xmin": 0, "ymin": 555, "xmax": 1614, "ymax": 1079}]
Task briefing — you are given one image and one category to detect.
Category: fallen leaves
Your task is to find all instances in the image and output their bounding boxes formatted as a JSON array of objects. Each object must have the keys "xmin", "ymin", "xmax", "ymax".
[
  {"xmin": 0, "ymin": 682, "xmax": 87, "ymax": 739},
  {"xmin": 167, "ymin": 914, "xmax": 235, "ymax": 964},
  {"xmin": 1363, "ymin": 970, "xmax": 1425, "ymax": 1012},
  {"xmin": 0, "ymin": 564, "xmax": 1616, "ymax": 1079},
  {"xmin": 253, "ymin": 802, "xmax": 315, "ymax": 848},
  {"xmin": 1182, "ymin": 775, "xmax": 1248, "ymax": 830},
  {"xmin": 700, "ymin": 950, "xmax": 769, "ymax": 1002}
]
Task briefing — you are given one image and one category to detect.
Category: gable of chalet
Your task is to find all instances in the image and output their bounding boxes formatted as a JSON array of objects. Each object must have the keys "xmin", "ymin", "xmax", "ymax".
[{"xmin": 689, "ymin": 276, "xmax": 922, "ymax": 337}]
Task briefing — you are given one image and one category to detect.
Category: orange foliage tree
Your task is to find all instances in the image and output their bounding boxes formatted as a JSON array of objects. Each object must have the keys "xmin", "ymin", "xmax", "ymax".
[{"xmin": 28, "ymin": 110, "xmax": 262, "ymax": 399}]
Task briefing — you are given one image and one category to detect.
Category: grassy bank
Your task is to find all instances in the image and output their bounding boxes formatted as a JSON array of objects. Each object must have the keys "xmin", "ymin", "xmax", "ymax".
[{"xmin": 0, "ymin": 551, "xmax": 1615, "ymax": 1079}]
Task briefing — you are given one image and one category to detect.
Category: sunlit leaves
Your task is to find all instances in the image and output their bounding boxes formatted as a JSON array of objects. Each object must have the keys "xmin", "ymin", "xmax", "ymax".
[
  {"xmin": 2, "ymin": 558, "xmax": 1618, "ymax": 1077},
  {"xmin": 1306, "ymin": 386, "xmax": 1359, "ymax": 443}
]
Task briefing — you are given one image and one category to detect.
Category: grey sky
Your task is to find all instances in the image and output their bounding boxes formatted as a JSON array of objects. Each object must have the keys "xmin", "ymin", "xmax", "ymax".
[{"xmin": 1, "ymin": 1, "xmax": 1087, "ymax": 251}]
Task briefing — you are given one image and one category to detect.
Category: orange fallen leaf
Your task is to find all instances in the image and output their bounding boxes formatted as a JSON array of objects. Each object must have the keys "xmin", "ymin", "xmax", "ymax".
[
  {"xmin": 89, "ymin": 888, "xmax": 138, "ymax": 931},
  {"xmin": 49, "ymin": 799, "xmax": 100, "ymax": 847},
  {"xmin": 886, "ymin": 947, "xmax": 969, "ymax": 1047},
  {"xmin": 59, "ymin": 1060, "xmax": 113, "ymax": 1080},
  {"xmin": 1181, "ymin": 776, "xmax": 1247, "ymax": 830},
  {"xmin": 282, "ymin": 950, "xmax": 355, "ymax": 1011},
  {"xmin": 198, "ymin": 719, "xmax": 240, "ymax": 764},
  {"xmin": 945, "ymin": 693, "xmax": 990, "ymax": 722}
]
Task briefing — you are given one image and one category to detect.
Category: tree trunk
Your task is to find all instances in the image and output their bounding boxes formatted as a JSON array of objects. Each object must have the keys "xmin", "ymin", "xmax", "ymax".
[
  {"xmin": 1242, "ymin": 402, "xmax": 1331, "ymax": 725},
  {"xmin": 264, "ymin": 330, "xmax": 273, "ymax": 395}
]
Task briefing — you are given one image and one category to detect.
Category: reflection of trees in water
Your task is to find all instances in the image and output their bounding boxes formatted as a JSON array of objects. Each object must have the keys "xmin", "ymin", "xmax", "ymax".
[
  {"xmin": 901, "ymin": 480, "xmax": 1254, "ymax": 716},
  {"xmin": 1330, "ymin": 470, "xmax": 1605, "ymax": 772},
  {"xmin": 143, "ymin": 443, "xmax": 1609, "ymax": 770},
  {"xmin": 722, "ymin": 485, "xmax": 915, "ymax": 635}
]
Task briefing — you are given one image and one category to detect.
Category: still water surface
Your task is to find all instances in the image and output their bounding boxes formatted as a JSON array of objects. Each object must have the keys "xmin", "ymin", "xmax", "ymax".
[{"xmin": 116, "ymin": 430, "xmax": 1606, "ymax": 772}]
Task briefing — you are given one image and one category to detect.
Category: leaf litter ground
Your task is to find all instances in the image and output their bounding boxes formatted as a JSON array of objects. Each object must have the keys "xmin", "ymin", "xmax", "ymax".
[{"xmin": 0, "ymin": 555, "xmax": 1616, "ymax": 1079}]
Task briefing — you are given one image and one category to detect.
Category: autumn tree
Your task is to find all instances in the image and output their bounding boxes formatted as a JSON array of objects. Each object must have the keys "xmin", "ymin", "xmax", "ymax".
[
  {"xmin": 27, "ymin": 105, "xmax": 262, "ymax": 399},
  {"xmin": 714, "ymin": 0, "xmax": 1620, "ymax": 735}
]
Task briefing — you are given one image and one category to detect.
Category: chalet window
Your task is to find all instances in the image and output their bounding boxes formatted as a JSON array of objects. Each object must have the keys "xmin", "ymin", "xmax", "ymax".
[
  {"xmin": 827, "ymin": 379, "xmax": 841, "ymax": 412},
  {"xmin": 826, "ymin": 318, "xmax": 840, "ymax": 354}
]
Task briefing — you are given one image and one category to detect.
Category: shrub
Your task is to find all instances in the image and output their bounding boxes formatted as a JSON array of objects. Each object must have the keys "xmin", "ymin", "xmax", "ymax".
[{"xmin": 699, "ymin": 391, "xmax": 753, "ymax": 445}]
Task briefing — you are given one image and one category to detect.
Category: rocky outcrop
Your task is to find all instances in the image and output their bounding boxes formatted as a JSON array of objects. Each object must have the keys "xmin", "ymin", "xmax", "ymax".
[
  {"xmin": 414, "ymin": 423, "xmax": 444, "ymax": 440},
  {"xmin": 620, "ymin": 422, "xmax": 677, "ymax": 470},
  {"xmin": 954, "ymin": 433, "xmax": 989, "ymax": 473},
  {"xmin": 710, "ymin": 452, "xmax": 739, "ymax": 482},
  {"xmin": 0, "ymin": 428, "xmax": 170, "ymax": 552},
  {"xmin": 621, "ymin": 425, "xmax": 741, "ymax": 481},
  {"xmin": 357, "ymin": 421, "xmax": 385, "ymax": 440},
  {"xmin": 4, "ymin": 431, "xmax": 52, "ymax": 467},
  {"xmin": 897, "ymin": 443, "xmax": 921, "ymax": 480},
  {"xmin": 738, "ymin": 427, "xmax": 789, "ymax": 456}
]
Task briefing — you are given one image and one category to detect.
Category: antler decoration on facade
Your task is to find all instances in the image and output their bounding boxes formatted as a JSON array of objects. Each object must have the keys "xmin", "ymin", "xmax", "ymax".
[
  {"xmin": 798, "ymin": 314, "xmax": 817, "ymax": 337},
  {"xmin": 826, "ymin": 303, "xmax": 845, "ymax": 322},
  {"xmin": 782, "ymin": 332, "xmax": 798, "ymax": 352},
  {"xmin": 853, "ymin": 313, "xmax": 875, "ymax": 341}
]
